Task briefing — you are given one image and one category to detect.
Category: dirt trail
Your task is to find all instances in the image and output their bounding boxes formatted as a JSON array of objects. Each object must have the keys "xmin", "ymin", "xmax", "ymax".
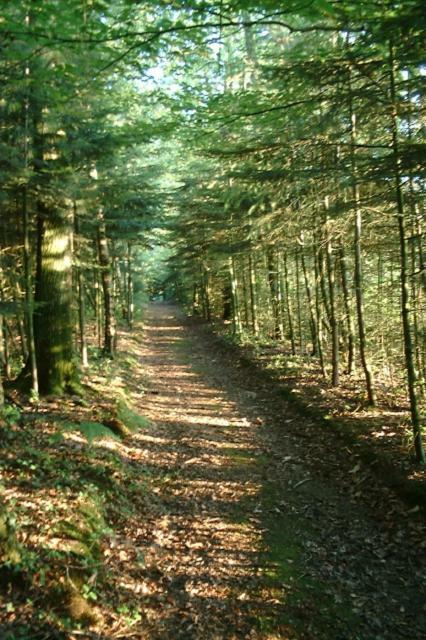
[{"xmin": 123, "ymin": 303, "xmax": 424, "ymax": 639}]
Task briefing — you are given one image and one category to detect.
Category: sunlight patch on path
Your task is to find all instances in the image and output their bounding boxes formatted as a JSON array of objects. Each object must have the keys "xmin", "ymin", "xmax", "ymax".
[{"xmin": 125, "ymin": 304, "xmax": 281, "ymax": 639}]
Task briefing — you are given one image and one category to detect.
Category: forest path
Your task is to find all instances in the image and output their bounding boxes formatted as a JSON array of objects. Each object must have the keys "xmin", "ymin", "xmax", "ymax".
[{"xmin": 121, "ymin": 303, "xmax": 424, "ymax": 640}]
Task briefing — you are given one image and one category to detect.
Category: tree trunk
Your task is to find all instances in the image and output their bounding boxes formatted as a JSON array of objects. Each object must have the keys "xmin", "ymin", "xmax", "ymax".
[
  {"xmin": 93, "ymin": 260, "xmax": 102, "ymax": 350},
  {"xmin": 412, "ymin": 209, "xmax": 426, "ymax": 395},
  {"xmin": 295, "ymin": 248, "xmax": 304, "ymax": 354},
  {"xmin": 229, "ymin": 256, "xmax": 242, "ymax": 335},
  {"xmin": 267, "ymin": 247, "xmax": 282, "ymax": 339},
  {"xmin": 22, "ymin": 185, "xmax": 38, "ymax": 395},
  {"xmin": 338, "ymin": 245, "xmax": 356, "ymax": 375},
  {"xmin": 324, "ymin": 198, "xmax": 339, "ymax": 386},
  {"xmin": 17, "ymin": 315, "xmax": 28, "ymax": 362},
  {"xmin": 409, "ymin": 224, "xmax": 422, "ymax": 394},
  {"xmin": 127, "ymin": 242, "xmax": 134, "ymax": 329},
  {"xmin": 21, "ymin": 7, "xmax": 38, "ymax": 396},
  {"xmin": 248, "ymin": 252, "xmax": 259, "ymax": 335},
  {"xmin": 3, "ymin": 320, "xmax": 11, "ymax": 380},
  {"xmin": 313, "ymin": 232, "xmax": 327, "ymax": 377},
  {"xmin": 34, "ymin": 204, "xmax": 76, "ymax": 394},
  {"xmin": 300, "ymin": 233, "xmax": 318, "ymax": 357},
  {"xmin": 407, "ymin": 82, "xmax": 426, "ymax": 397},
  {"xmin": 348, "ymin": 68, "xmax": 376, "ymax": 404},
  {"xmin": 97, "ymin": 209, "xmax": 116, "ymax": 357},
  {"xmin": 202, "ymin": 266, "xmax": 212, "ymax": 322},
  {"xmin": 389, "ymin": 40, "xmax": 424, "ymax": 463},
  {"xmin": 282, "ymin": 252, "xmax": 296, "ymax": 355},
  {"xmin": 74, "ymin": 207, "xmax": 88, "ymax": 368},
  {"xmin": 222, "ymin": 282, "xmax": 232, "ymax": 320},
  {"xmin": 317, "ymin": 244, "xmax": 332, "ymax": 329},
  {"xmin": 241, "ymin": 264, "xmax": 250, "ymax": 329}
]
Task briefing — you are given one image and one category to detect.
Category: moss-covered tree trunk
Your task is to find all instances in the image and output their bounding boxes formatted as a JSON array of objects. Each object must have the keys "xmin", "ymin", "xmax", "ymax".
[{"xmin": 34, "ymin": 204, "xmax": 75, "ymax": 395}]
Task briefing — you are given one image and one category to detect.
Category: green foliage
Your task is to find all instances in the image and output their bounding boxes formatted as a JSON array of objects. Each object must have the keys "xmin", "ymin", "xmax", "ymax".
[
  {"xmin": 54, "ymin": 486, "xmax": 110, "ymax": 563},
  {"xmin": 0, "ymin": 499, "xmax": 22, "ymax": 566},
  {"xmin": 1, "ymin": 404, "xmax": 21, "ymax": 426},
  {"xmin": 116, "ymin": 604, "xmax": 142, "ymax": 626},
  {"xmin": 115, "ymin": 399, "xmax": 150, "ymax": 433},
  {"xmin": 0, "ymin": 301, "xmax": 22, "ymax": 316},
  {"xmin": 60, "ymin": 421, "xmax": 121, "ymax": 444}
]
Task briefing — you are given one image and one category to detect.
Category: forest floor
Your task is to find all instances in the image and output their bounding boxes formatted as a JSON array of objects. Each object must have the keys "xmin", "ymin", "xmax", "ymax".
[{"xmin": 1, "ymin": 303, "xmax": 425, "ymax": 640}]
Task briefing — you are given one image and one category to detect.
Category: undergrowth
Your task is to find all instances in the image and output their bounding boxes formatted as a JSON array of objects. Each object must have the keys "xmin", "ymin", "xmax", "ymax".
[{"xmin": 0, "ymin": 347, "xmax": 153, "ymax": 635}]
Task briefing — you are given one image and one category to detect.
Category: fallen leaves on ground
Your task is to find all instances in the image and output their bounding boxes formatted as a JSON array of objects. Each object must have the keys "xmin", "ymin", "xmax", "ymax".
[{"xmin": 0, "ymin": 304, "xmax": 424, "ymax": 639}]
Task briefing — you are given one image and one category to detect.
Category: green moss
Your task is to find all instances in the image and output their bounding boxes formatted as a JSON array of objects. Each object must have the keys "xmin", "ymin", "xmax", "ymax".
[
  {"xmin": 256, "ymin": 478, "xmax": 359, "ymax": 639},
  {"xmin": 223, "ymin": 447, "xmax": 253, "ymax": 465}
]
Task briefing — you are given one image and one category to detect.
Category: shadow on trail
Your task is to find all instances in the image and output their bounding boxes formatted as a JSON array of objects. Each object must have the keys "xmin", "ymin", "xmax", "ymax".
[
  {"xmin": 121, "ymin": 305, "xmax": 300, "ymax": 639},
  {"xmin": 3, "ymin": 303, "xmax": 421, "ymax": 639},
  {"xmin": 129, "ymin": 303, "xmax": 425, "ymax": 640}
]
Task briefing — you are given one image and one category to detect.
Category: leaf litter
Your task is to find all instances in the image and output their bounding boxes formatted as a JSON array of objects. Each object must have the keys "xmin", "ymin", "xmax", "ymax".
[{"xmin": 0, "ymin": 303, "xmax": 424, "ymax": 639}]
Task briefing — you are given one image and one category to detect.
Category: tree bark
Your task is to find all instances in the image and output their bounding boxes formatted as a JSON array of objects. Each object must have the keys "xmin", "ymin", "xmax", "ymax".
[
  {"xmin": 127, "ymin": 242, "xmax": 134, "ymax": 329},
  {"xmin": 348, "ymin": 67, "xmax": 376, "ymax": 404},
  {"xmin": 34, "ymin": 204, "xmax": 76, "ymax": 394},
  {"xmin": 241, "ymin": 263, "xmax": 250, "ymax": 329},
  {"xmin": 313, "ymin": 231, "xmax": 327, "ymax": 377},
  {"xmin": 97, "ymin": 209, "xmax": 116, "ymax": 357},
  {"xmin": 229, "ymin": 256, "xmax": 242, "ymax": 335},
  {"xmin": 324, "ymin": 197, "xmax": 339, "ymax": 386},
  {"xmin": 338, "ymin": 244, "xmax": 356, "ymax": 375},
  {"xmin": 295, "ymin": 249, "xmax": 304, "ymax": 353},
  {"xmin": 74, "ymin": 207, "xmax": 88, "ymax": 368},
  {"xmin": 93, "ymin": 257, "xmax": 102, "ymax": 350},
  {"xmin": 283, "ymin": 252, "xmax": 296, "ymax": 355},
  {"xmin": 202, "ymin": 265, "xmax": 212, "ymax": 322},
  {"xmin": 267, "ymin": 247, "xmax": 282, "ymax": 339},
  {"xmin": 389, "ymin": 40, "xmax": 424, "ymax": 463},
  {"xmin": 248, "ymin": 252, "xmax": 259, "ymax": 335},
  {"xmin": 300, "ymin": 233, "xmax": 318, "ymax": 357}
]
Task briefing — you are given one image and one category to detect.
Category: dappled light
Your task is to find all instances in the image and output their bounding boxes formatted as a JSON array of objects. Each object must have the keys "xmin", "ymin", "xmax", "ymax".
[
  {"xmin": 0, "ymin": 303, "xmax": 424, "ymax": 638},
  {"xmin": 0, "ymin": 0, "xmax": 425, "ymax": 637}
]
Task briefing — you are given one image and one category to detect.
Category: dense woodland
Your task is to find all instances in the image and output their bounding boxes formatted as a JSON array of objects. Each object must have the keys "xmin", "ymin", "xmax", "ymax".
[
  {"xmin": 1, "ymin": 1, "xmax": 426, "ymax": 637},
  {"xmin": 0, "ymin": 1, "xmax": 424, "ymax": 459}
]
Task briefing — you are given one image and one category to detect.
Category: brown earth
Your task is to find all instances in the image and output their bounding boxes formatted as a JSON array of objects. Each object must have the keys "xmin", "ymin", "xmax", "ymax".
[
  {"xmin": 117, "ymin": 303, "xmax": 425, "ymax": 639},
  {"xmin": 1, "ymin": 302, "xmax": 425, "ymax": 640}
]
